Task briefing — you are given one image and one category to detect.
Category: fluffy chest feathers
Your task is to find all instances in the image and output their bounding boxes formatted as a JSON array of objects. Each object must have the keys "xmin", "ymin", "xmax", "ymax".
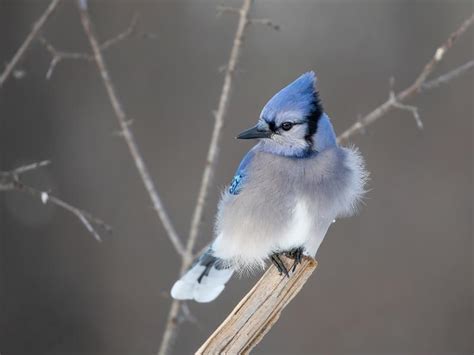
[{"xmin": 213, "ymin": 145, "xmax": 367, "ymax": 269}]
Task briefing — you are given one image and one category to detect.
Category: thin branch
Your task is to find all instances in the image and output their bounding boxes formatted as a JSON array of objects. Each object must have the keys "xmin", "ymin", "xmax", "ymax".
[
  {"xmin": 76, "ymin": 2, "xmax": 185, "ymax": 256},
  {"xmin": 249, "ymin": 18, "xmax": 280, "ymax": 31},
  {"xmin": 12, "ymin": 160, "xmax": 51, "ymax": 175},
  {"xmin": 337, "ymin": 13, "xmax": 474, "ymax": 143},
  {"xmin": 0, "ymin": 0, "xmax": 61, "ymax": 87},
  {"xmin": 0, "ymin": 162, "xmax": 110, "ymax": 241},
  {"xmin": 421, "ymin": 59, "xmax": 474, "ymax": 91},
  {"xmin": 179, "ymin": 302, "xmax": 198, "ymax": 326},
  {"xmin": 39, "ymin": 36, "xmax": 91, "ymax": 79},
  {"xmin": 197, "ymin": 256, "xmax": 317, "ymax": 354},
  {"xmin": 38, "ymin": 13, "xmax": 140, "ymax": 80},
  {"xmin": 216, "ymin": 6, "xmax": 241, "ymax": 16},
  {"xmin": 158, "ymin": 1, "xmax": 253, "ymax": 354},
  {"xmin": 389, "ymin": 90, "xmax": 423, "ymax": 129},
  {"xmin": 187, "ymin": 0, "xmax": 252, "ymax": 266},
  {"xmin": 100, "ymin": 13, "xmax": 139, "ymax": 50}
]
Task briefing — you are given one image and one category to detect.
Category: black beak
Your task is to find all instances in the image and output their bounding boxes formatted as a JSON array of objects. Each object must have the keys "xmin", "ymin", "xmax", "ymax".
[{"xmin": 236, "ymin": 125, "xmax": 272, "ymax": 140}]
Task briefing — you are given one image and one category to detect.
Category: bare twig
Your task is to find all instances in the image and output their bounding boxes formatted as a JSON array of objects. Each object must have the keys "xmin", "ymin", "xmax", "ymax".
[
  {"xmin": 197, "ymin": 256, "xmax": 317, "ymax": 354},
  {"xmin": 421, "ymin": 59, "xmax": 474, "ymax": 91},
  {"xmin": 76, "ymin": 2, "xmax": 185, "ymax": 256},
  {"xmin": 187, "ymin": 0, "xmax": 252, "ymax": 266},
  {"xmin": 216, "ymin": 5, "xmax": 241, "ymax": 16},
  {"xmin": 0, "ymin": 161, "xmax": 110, "ymax": 241},
  {"xmin": 157, "ymin": 299, "xmax": 181, "ymax": 355},
  {"xmin": 0, "ymin": 0, "xmax": 61, "ymax": 87},
  {"xmin": 337, "ymin": 13, "xmax": 474, "ymax": 143},
  {"xmin": 12, "ymin": 160, "xmax": 51, "ymax": 175},
  {"xmin": 249, "ymin": 18, "xmax": 280, "ymax": 31},
  {"xmin": 389, "ymin": 90, "xmax": 423, "ymax": 129},
  {"xmin": 179, "ymin": 302, "xmax": 198, "ymax": 326},
  {"xmin": 100, "ymin": 13, "xmax": 139, "ymax": 50},
  {"xmin": 158, "ymin": 1, "xmax": 253, "ymax": 354},
  {"xmin": 39, "ymin": 13, "xmax": 139, "ymax": 79},
  {"xmin": 39, "ymin": 37, "xmax": 91, "ymax": 79}
]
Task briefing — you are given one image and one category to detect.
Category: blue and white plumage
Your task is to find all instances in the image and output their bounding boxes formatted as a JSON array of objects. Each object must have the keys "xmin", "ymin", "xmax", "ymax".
[{"xmin": 171, "ymin": 72, "xmax": 368, "ymax": 303}]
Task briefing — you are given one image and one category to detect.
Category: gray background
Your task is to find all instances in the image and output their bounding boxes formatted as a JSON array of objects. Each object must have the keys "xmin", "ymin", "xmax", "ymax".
[{"xmin": 1, "ymin": 1, "xmax": 472, "ymax": 354}]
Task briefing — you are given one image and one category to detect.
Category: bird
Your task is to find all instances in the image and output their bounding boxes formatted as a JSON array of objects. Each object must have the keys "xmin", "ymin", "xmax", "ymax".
[{"xmin": 171, "ymin": 71, "xmax": 368, "ymax": 303}]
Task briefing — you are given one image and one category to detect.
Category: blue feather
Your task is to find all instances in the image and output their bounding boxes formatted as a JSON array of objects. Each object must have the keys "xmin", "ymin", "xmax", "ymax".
[{"xmin": 228, "ymin": 148, "xmax": 256, "ymax": 195}]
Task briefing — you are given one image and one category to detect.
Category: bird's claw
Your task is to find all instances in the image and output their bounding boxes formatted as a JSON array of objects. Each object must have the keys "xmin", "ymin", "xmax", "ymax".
[
  {"xmin": 271, "ymin": 247, "xmax": 305, "ymax": 277},
  {"xmin": 271, "ymin": 254, "xmax": 289, "ymax": 277},
  {"xmin": 285, "ymin": 247, "xmax": 304, "ymax": 273}
]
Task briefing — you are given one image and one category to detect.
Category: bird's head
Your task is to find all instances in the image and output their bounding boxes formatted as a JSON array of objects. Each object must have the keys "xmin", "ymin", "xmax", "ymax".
[{"xmin": 237, "ymin": 71, "xmax": 336, "ymax": 157}]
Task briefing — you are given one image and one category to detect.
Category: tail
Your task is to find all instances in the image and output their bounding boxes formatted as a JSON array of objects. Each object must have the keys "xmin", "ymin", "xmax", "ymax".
[{"xmin": 171, "ymin": 249, "xmax": 234, "ymax": 303}]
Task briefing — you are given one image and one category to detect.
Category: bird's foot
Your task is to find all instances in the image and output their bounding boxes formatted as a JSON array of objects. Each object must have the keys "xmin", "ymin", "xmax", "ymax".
[
  {"xmin": 284, "ymin": 247, "xmax": 305, "ymax": 273},
  {"xmin": 270, "ymin": 253, "xmax": 289, "ymax": 277}
]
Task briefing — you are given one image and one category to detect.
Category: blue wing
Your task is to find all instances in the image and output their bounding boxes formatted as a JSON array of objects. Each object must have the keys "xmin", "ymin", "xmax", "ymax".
[{"xmin": 228, "ymin": 148, "xmax": 256, "ymax": 195}]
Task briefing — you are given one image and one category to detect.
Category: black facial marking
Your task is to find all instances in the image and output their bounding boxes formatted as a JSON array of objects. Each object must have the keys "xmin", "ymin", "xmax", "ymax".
[
  {"xmin": 305, "ymin": 90, "xmax": 323, "ymax": 146},
  {"xmin": 267, "ymin": 121, "xmax": 276, "ymax": 132}
]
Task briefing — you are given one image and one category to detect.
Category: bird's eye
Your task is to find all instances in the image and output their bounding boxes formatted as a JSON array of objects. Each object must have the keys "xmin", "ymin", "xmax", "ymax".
[{"xmin": 281, "ymin": 122, "xmax": 293, "ymax": 131}]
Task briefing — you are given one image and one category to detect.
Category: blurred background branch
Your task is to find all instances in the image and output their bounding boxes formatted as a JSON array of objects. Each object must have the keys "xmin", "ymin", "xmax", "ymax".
[
  {"xmin": 338, "ymin": 13, "xmax": 474, "ymax": 143},
  {"xmin": 0, "ymin": 0, "xmax": 61, "ymax": 87},
  {"xmin": 421, "ymin": 60, "xmax": 474, "ymax": 91},
  {"xmin": 38, "ymin": 13, "xmax": 139, "ymax": 80},
  {"xmin": 187, "ymin": 0, "xmax": 252, "ymax": 265},
  {"xmin": 77, "ymin": 0, "xmax": 186, "ymax": 258},
  {"xmin": 0, "ymin": 161, "xmax": 110, "ymax": 241},
  {"xmin": 158, "ymin": 1, "xmax": 254, "ymax": 354}
]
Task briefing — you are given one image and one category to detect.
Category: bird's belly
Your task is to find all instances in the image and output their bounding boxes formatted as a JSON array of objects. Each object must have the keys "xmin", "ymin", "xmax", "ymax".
[
  {"xmin": 213, "ymin": 198, "xmax": 327, "ymax": 270},
  {"xmin": 274, "ymin": 200, "xmax": 313, "ymax": 251}
]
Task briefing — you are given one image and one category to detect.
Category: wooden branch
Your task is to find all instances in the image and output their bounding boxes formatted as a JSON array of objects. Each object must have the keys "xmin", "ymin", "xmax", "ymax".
[
  {"xmin": 0, "ymin": 0, "xmax": 61, "ymax": 87},
  {"xmin": 197, "ymin": 256, "xmax": 317, "ymax": 354},
  {"xmin": 337, "ymin": 13, "xmax": 474, "ymax": 143},
  {"xmin": 76, "ymin": 1, "xmax": 185, "ymax": 257}
]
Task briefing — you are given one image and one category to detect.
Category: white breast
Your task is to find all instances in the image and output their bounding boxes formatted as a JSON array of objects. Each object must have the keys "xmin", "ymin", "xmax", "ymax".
[
  {"xmin": 275, "ymin": 200, "xmax": 313, "ymax": 251},
  {"xmin": 211, "ymin": 201, "xmax": 314, "ymax": 271}
]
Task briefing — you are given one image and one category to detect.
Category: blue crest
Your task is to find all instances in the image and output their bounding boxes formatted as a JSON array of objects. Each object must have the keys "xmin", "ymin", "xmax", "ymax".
[{"xmin": 260, "ymin": 72, "xmax": 322, "ymax": 122}]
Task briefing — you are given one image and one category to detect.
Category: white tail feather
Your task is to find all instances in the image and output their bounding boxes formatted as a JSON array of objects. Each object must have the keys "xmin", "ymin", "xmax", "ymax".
[{"xmin": 171, "ymin": 263, "xmax": 234, "ymax": 303}]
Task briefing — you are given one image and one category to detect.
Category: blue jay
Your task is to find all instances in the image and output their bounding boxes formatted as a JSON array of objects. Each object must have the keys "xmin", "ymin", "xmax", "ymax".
[{"xmin": 171, "ymin": 72, "xmax": 368, "ymax": 303}]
